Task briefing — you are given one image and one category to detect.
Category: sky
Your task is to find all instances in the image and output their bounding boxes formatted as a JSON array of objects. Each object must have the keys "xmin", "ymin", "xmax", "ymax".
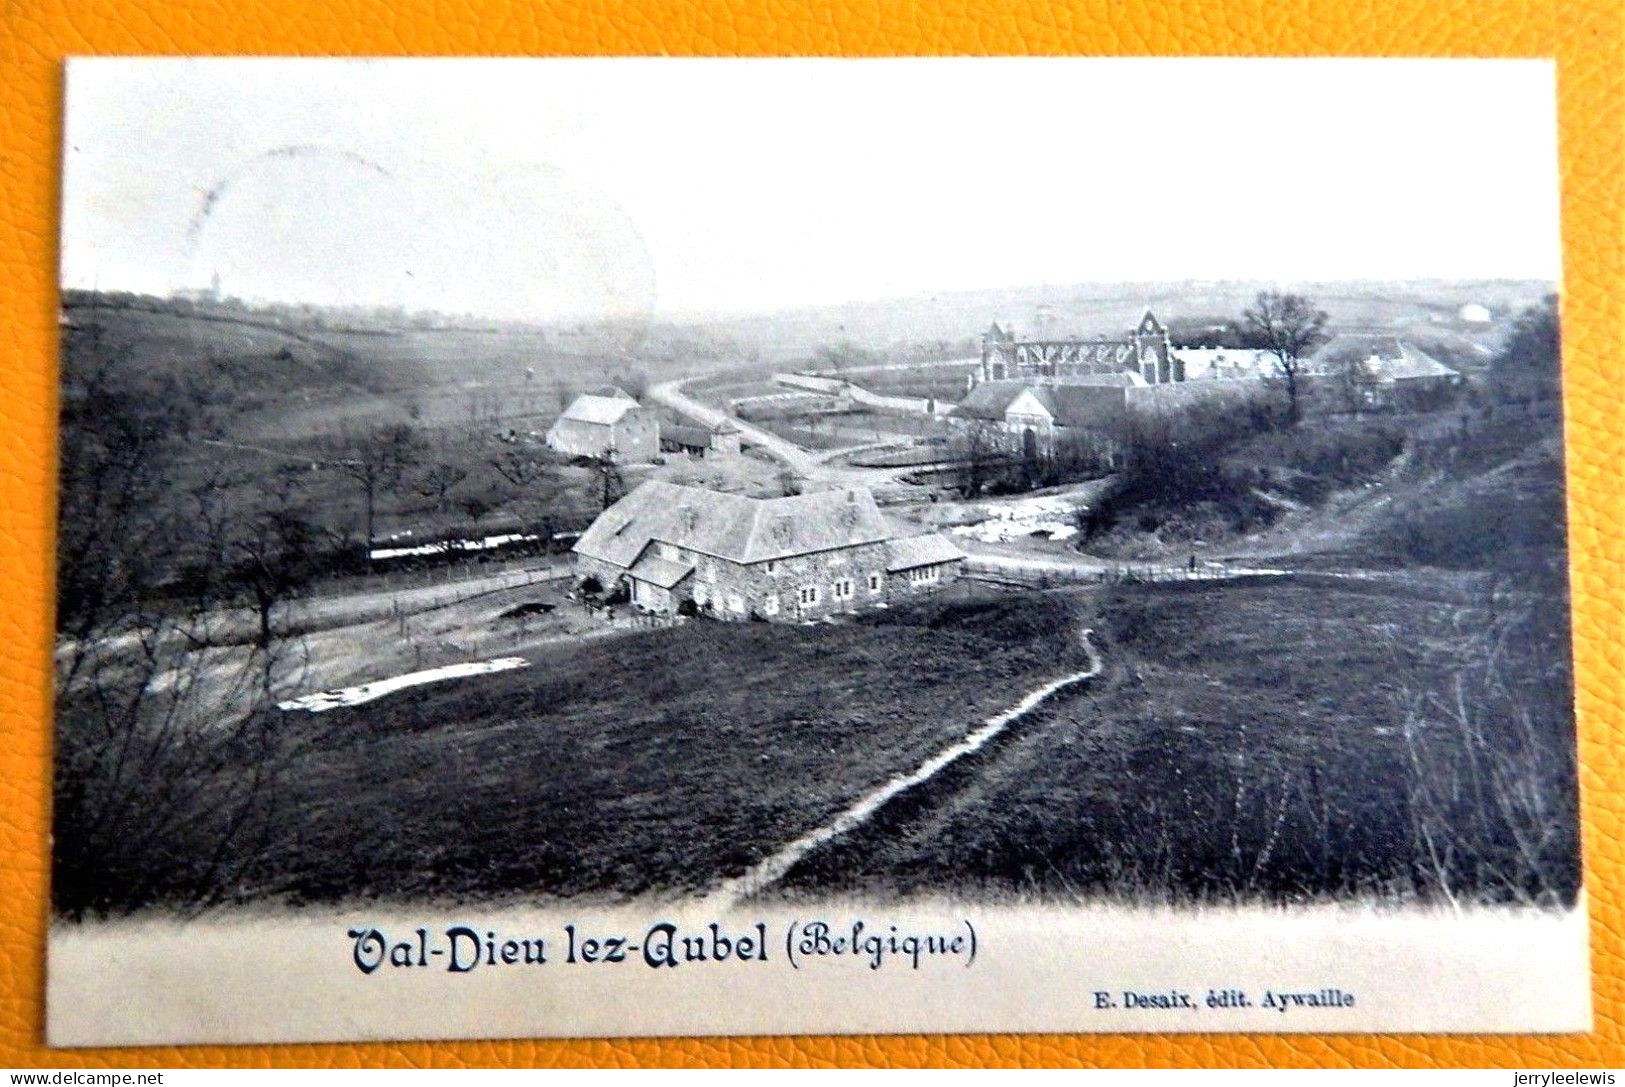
[{"xmin": 60, "ymin": 57, "xmax": 1563, "ymax": 322}]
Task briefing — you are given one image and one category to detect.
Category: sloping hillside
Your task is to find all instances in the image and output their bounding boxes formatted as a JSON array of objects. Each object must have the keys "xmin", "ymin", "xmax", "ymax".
[
  {"xmin": 1206, "ymin": 424, "xmax": 1567, "ymax": 590},
  {"xmin": 61, "ymin": 299, "xmax": 427, "ymax": 403},
  {"xmin": 1363, "ymin": 435, "xmax": 1568, "ymax": 580}
]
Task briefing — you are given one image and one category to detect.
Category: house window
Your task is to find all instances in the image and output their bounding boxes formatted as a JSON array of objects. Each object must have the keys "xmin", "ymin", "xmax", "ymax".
[
  {"xmin": 798, "ymin": 585, "xmax": 820, "ymax": 607},
  {"xmin": 765, "ymin": 560, "xmax": 778, "ymax": 574},
  {"xmin": 833, "ymin": 578, "xmax": 854, "ymax": 601},
  {"xmin": 868, "ymin": 572, "xmax": 882, "ymax": 593},
  {"xmin": 909, "ymin": 565, "xmax": 940, "ymax": 584},
  {"xmin": 762, "ymin": 593, "xmax": 780, "ymax": 616}
]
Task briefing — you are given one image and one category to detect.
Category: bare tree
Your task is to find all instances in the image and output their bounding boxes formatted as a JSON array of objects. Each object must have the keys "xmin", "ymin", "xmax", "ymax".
[
  {"xmin": 228, "ymin": 506, "xmax": 324, "ymax": 652},
  {"xmin": 323, "ymin": 423, "xmax": 427, "ymax": 559},
  {"xmin": 951, "ymin": 420, "xmax": 1004, "ymax": 496},
  {"xmin": 56, "ymin": 320, "xmax": 205, "ymax": 681},
  {"xmin": 416, "ymin": 460, "xmax": 470, "ymax": 518},
  {"xmin": 1239, "ymin": 291, "xmax": 1328, "ymax": 424},
  {"xmin": 54, "ymin": 321, "xmax": 300, "ymax": 916},
  {"xmin": 591, "ymin": 451, "xmax": 627, "ymax": 510},
  {"xmin": 489, "ymin": 445, "xmax": 553, "ymax": 488}
]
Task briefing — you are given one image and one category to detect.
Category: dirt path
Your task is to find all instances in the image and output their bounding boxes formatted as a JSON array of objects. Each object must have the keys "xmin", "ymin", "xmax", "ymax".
[
  {"xmin": 648, "ymin": 376, "xmax": 937, "ymax": 489},
  {"xmin": 648, "ymin": 376, "xmax": 824, "ymax": 475},
  {"xmin": 709, "ymin": 625, "xmax": 1104, "ymax": 908}
]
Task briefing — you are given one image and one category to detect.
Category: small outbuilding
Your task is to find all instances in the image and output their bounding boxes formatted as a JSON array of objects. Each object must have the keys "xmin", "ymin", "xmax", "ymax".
[{"xmin": 660, "ymin": 418, "xmax": 744, "ymax": 458}]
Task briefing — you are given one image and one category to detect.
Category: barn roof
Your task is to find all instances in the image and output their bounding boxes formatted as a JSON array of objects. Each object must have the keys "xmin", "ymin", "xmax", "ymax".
[
  {"xmin": 951, "ymin": 380, "xmax": 1033, "ymax": 421},
  {"xmin": 951, "ymin": 381, "xmax": 1129, "ymax": 428},
  {"xmin": 1307, "ymin": 335, "xmax": 1459, "ymax": 381},
  {"xmin": 1308, "ymin": 334, "xmax": 1405, "ymax": 368},
  {"xmin": 1041, "ymin": 384, "xmax": 1132, "ymax": 428},
  {"xmin": 560, "ymin": 394, "xmax": 638, "ymax": 426},
  {"xmin": 661, "ymin": 423, "xmax": 711, "ymax": 448},
  {"xmin": 574, "ymin": 481, "xmax": 892, "ymax": 568},
  {"xmin": 885, "ymin": 534, "xmax": 966, "ymax": 572},
  {"xmin": 1385, "ymin": 343, "xmax": 1460, "ymax": 381}
]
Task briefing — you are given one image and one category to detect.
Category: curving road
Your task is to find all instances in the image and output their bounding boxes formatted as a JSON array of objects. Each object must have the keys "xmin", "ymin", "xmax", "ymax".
[
  {"xmin": 649, "ymin": 376, "xmax": 822, "ymax": 474},
  {"xmin": 648, "ymin": 375, "xmax": 930, "ymax": 489}
]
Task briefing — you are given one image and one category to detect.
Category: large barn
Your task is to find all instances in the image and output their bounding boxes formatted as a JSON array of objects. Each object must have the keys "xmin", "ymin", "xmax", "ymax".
[
  {"xmin": 572, "ymin": 481, "xmax": 965, "ymax": 621},
  {"xmin": 950, "ymin": 378, "xmax": 1132, "ymax": 461},
  {"xmin": 546, "ymin": 389, "xmax": 659, "ymax": 462}
]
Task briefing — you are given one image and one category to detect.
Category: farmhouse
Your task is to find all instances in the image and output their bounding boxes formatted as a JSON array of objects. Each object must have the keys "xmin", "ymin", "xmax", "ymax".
[
  {"xmin": 572, "ymin": 481, "xmax": 965, "ymax": 621},
  {"xmin": 546, "ymin": 389, "xmax": 659, "ymax": 462},
  {"xmin": 1308, "ymin": 335, "xmax": 1463, "ymax": 410}
]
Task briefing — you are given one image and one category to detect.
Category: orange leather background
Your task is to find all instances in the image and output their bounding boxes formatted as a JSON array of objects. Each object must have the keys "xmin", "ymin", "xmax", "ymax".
[{"xmin": 2, "ymin": 0, "xmax": 1621, "ymax": 1068}]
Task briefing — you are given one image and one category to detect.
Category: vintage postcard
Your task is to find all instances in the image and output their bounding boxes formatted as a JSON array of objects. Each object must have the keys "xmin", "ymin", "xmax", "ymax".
[{"xmin": 47, "ymin": 57, "xmax": 1585, "ymax": 1045}]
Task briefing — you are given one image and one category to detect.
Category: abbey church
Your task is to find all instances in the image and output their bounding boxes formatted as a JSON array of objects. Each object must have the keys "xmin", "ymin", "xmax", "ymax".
[{"xmin": 977, "ymin": 309, "xmax": 1182, "ymax": 387}]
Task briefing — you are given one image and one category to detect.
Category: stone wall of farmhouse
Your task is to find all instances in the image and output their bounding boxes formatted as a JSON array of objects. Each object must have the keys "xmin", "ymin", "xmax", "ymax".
[
  {"xmin": 573, "ymin": 553, "xmax": 631, "ymax": 596},
  {"xmin": 886, "ymin": 558, "xmax": 967, "ymax": 602},
  {"xmin": 690, "ymin": 541, "xmax": 892, "ymax": 621}
]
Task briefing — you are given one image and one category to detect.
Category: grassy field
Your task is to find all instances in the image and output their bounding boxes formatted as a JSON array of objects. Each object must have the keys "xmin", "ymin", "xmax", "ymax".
[
  {"xmin": 853, "ymin": 363, "xmax": 980, "ymax": 402},
  {"xmin": 65, "ymin": 593, "xmax": 1093, "ymax": 912},
  {"xmin": 747, "ymin": 418, "xmax": 865, "ymax": 451},
  {"xmin": 841, "ymin": 410, "xmax": 947, "ymax": 439},
  {"xmin": 777, "ymin": 577, "xmax": 1579, "ymax": 908}
]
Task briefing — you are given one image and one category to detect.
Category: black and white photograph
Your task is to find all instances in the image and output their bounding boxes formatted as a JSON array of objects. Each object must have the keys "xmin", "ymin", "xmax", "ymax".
[{"xmin": 48, "ymin": 57, "xmax": 1587, "ymax": 1044}]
